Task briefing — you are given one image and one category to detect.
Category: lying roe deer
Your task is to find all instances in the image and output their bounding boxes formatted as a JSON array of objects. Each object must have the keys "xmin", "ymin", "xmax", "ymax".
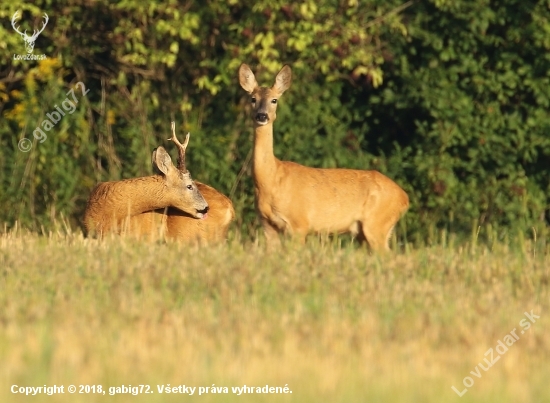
[
  {"xmin": 238, "ymin": 63, "xmax": 409, "ymax": 251},
  {"xmin": 128, "ymin": 124, "xmax": 235, "ymax": 244},
  {"xmin": 84, "ymin": 125, "xmax": 209, "ymax": 238},
  {"xmin": 129, "ymin": 185, "xmax": 234, "ymax": 244}
]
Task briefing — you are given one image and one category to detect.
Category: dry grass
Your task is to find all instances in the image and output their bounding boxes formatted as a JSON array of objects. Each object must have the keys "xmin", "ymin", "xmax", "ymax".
[{"xmin": 1, "ymin": 228, "xmax": 549, "ymax": 402}]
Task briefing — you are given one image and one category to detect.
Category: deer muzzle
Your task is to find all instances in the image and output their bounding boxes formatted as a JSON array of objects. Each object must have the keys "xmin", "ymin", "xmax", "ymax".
[
  {"xmin": 196, "ymin": 205, "xmax": 209, "ymax": 220},
  {"xmin": 255, "ymin": 113, "xmax": 269, "ymax": 125}
]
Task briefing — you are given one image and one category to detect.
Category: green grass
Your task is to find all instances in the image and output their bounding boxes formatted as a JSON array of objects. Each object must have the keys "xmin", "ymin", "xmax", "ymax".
[{"xmin": 1, "ymin": 228, "xmax": 549, "ymax": 402}]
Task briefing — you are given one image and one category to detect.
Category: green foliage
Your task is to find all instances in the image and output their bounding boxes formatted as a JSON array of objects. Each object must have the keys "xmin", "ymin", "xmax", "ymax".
[
  {"xmin": 0, "ymin": 0, "xmax": 548, "ymax": 241},
  {"xmin": 360, "ymin": 0, "xmax": 550, "ymax": 241}
]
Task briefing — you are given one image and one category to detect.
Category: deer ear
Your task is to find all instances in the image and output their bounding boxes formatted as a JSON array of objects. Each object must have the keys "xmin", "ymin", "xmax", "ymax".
[
  {"xmin": 150, "ymin": 148, "xmax": 162, "ymax": 174},
  {"xmin": 274, "ymin": 65, "xmax": 292, "ymax": 95},
  {"xmin": 152, "ymin": 147, "xmax": 174, "ymax": 176},
  {"xmin": 239, "ymin": 63, "xmax": 258, "ymax": 94}
]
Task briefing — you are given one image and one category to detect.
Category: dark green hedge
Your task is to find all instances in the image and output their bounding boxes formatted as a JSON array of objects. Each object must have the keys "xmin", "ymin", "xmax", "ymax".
[{"xmin": 1, "ymin": 0, "xmax": 548, "ymax": 244}]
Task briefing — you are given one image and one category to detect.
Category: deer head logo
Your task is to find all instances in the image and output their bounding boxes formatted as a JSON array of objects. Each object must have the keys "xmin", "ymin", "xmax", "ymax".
[{"xmin": 11, "ymin": 11, "xmax": 49, "ymax": 54}]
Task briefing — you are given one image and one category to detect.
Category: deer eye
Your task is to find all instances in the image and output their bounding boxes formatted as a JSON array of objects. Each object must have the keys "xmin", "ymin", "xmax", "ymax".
[
  {"xmin": 251, "ymin": 97, "xmax": 256, "ymax": 104},
  {"xmin": 186, "ymin": 185, "xmax": 193, "ymax": 190},
  {"xmin": 271, "ymin": 99, "xmax": 277, "ymax": 104}
]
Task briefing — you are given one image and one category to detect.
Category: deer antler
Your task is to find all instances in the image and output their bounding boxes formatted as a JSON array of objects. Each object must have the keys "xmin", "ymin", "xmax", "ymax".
[
  {"xmin": 11, "ymin": 11, "xmax": 48, "ymax": 39},
  {"xmin": 167, "ymin": 121, "xmax": 190, "ymax": 172},
  {"xmin": 11, "ymin": 11, "xmax": 26, "ymax": 37},
  {"xmin": 33, "ymin": 13, "xmax": 49, "ymax": 39}
]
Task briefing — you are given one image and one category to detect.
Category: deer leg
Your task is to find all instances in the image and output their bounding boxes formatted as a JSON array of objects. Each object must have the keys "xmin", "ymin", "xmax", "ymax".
[
  {"xmin": 360, "ymin": 223, "xmax": 391, "ymax": 253},
  {"xmin": 262, "ymin": 219, "xmax": 282, "ymax": 249},
  {"xmin": 288, "ymin": 226, "xmax": 307, "ymax": 245}
]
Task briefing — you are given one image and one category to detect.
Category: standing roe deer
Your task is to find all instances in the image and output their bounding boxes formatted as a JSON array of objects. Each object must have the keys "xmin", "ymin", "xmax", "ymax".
[
  {"xmin": 238, "ymin": 63, "xmax": 409, "ymax": 251},
  {"xmin": 84, "ymin": 126, "xmax": 209, "ymax": 238},
  {"xmin": 128, "ymin": 124, "xmax": 235, "ymax": 244}
]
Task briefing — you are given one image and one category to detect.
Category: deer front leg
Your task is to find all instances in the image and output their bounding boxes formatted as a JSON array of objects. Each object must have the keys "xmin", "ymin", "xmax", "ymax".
[
  {"xmin": 261, "ymin": 218, "xmax": 282, "ymax": 250},
  {"xmin": 287, "ymin": 226, "xmax": 308, "ymax": 245}
]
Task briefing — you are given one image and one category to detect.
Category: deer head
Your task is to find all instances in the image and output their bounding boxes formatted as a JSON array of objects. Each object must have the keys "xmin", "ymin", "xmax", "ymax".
[
  {"xmin": 239, "ymin": 64, "xmax": 292, "ymax": 126},
  {"xmin": 155, "ymin": 121, "xmax": 209, "ymax": 219},
  {"xmin": 12, "ymin": 11, "xmax": 49, "ymax": 54}
]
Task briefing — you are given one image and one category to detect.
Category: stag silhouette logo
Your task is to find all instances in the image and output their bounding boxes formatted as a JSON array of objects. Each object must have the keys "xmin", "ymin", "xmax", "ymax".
[{"xmin": 11, "ymin": 11, "xmax": 49, "ymax": 54}]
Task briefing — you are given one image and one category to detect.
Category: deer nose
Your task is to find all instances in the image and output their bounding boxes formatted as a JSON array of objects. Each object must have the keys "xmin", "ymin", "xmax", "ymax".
[{"xmin": 255, "ymin": 113, "xmax": 268, "ymax": 123}]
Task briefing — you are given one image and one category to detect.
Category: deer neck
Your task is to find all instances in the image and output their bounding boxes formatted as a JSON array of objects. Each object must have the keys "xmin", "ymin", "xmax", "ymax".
[
  {"xmin": 252, "ymin": 123, "xmax": 279, "ymax": 188},
  {"xmin": 117, "ymin": 176, "xmax": 170, "ymax": 215}
]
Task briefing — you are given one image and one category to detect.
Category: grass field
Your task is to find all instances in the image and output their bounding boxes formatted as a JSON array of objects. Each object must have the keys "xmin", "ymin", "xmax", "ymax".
[{"xmin": 1, "ymin": 227, "xmax": 549, "ymax": 403}]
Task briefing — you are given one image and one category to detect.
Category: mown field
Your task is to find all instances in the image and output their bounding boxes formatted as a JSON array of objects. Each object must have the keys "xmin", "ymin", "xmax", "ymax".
[{"xmin": 1, "ymin": 227, "xmax": 548, "ymax": 403}]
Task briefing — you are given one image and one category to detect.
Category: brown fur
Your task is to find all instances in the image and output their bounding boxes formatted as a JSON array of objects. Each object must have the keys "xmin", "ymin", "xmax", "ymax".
[
  {"xmin": 239, "ymin": 63, "xmax": 409, "ymax": 251},
  {"xmin": 84, "ymin": 146, "xmax": 208, "ymax": 238},
  {"xmin": 126, "ymin": 182, "xmax": 235, "ymax": 244}
]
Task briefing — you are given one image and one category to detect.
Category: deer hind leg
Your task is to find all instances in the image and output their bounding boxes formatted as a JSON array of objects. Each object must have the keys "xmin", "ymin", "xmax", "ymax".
[
  {"xmin": 349, "ymin": 221, "xmax": 368, "ymax": 246},
  {"xmin": 360, "ymin": 216, "xmax": 397, "ymax": 253},
  {"xmin": 361, "ymin": 227, "xmax": 387, "ymax": 252}
]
